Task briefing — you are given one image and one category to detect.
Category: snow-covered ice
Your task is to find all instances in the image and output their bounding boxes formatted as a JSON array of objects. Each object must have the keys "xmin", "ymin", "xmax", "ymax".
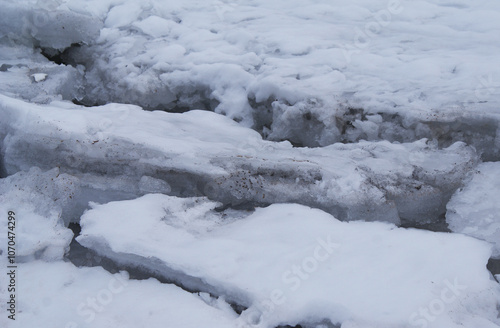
[
  {"xmin": 447, "ymin": 162, "xmax": 500, "ymax": 259},
  {"xmin": 0, "ymin": 42, "xmax": 84, "ymax": 103},
  {"xmin": 7, "ymin": 261, "xmax": 237, "ymax": 328},
  {"xmin": 0, "ymin": 1, "xmax": 102, "ymax": 50},
  {"xmin": 0, "ymin": 167, "xmax": 75, "ymax": 261},
  {"xmin": 78, "ymin": 194, "xmax": 500, "ymax": 328},
  {"xmin": 2, "ymin": 0, "xmax": 500, "ymax": 153},
  {"xmin": 0, "ymin": 95, "xmax": 478, "ymax": 225},
  {"xmin": 1, "ymin": 0, "xmax": 500, "ymax": 327}
]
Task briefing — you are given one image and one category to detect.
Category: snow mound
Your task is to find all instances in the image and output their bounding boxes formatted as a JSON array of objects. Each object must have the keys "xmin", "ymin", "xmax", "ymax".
[
  {"xmin": 10, "ymin": 261, "xmax": 237, "ymax": 328},
  {"xmin": 447, "ymin": 162, "xmax": 500, "ymax": 258},
  {"xmin": 0, "ymin": 95, "xmax": 478, "ymax": 225},
  {"xmin": 0, "ymin": 167, "xmax": 75, "ymax": 261},
  {"xmin": 78, "ymin": 194, "xmax": 500, "ymax": 328}
]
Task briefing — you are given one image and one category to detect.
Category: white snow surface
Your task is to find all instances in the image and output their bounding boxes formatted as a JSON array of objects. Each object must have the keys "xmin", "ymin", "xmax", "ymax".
[
  {"xmin": 447, "ymin": 162, "xmax": 500, "ymax": 259},
  {"xmin": 3, "ymin": 260, "xmax": 237, "ymax": 328},
  {"xmin": 78, "ymin": 193, "xmax": 500, "ymax": 328},
  {"xmin": 0, "ymin": 167, "xmax": 74, "ymax": 261}
]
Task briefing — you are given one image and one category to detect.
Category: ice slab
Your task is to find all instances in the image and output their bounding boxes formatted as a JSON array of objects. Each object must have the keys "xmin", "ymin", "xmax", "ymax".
[
  {"xmin": 0, "ymin": 95, "xmax": 478, "ymax": 225},
  {"xmin": 0, "ymin": 167, "xmax": 75, "ymax": 261},
  {"xmin": 447, "ymin": 162, "xmax": 500, "ymax": 259},
  {"xmin": 7, "ymin": 260, "xmax": 237, "ymax": 328},
  {"xmin": 78, "ymin": 194, "xmax": 500, "ymax": 328}
]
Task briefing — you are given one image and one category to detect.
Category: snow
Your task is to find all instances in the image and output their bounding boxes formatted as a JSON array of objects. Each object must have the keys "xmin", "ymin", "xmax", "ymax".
[
  {"xmin": 8, "ymin": 261, "xmax": 237, "ymax": 328},
  {"xmin": 1, "ymin": 0, "xmax": 500, "ymax": 327},
  {"xmin": 0, "ymin": 1, "xmax": 102, "ymax": 50},
  {"xmin": 0, "ymin": 94, "xmax": 478, "ymax": 225},
  {"xmin": 447, "ymin": 162, "xmax": 500, "ymax": 259},
  {"xmin": 1, "ymin": 0, "xmax": 498, "ymax": 152},
  {"xmin": 77, "ymin": 194, "xmax": 500, "ymax": 328},
  {"xmin": 0, "ymin": 0, "xmax": 499, "ymax": 152},
  {"xmin": 0, "ymin": 168, "xmax": 75, "ymax": 261},
  {"xmin": 0, "ymin": 43, "xmax": 84, "ymax": 103},
  {"xmin": 31, "ymin": 72, "xmax": 47, "ymax": 82}
]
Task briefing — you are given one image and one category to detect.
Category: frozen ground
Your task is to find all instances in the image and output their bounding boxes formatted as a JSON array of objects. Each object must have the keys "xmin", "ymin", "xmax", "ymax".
[{"xmin": 0, "ymin": 0, "xmax": 500, "ymax": 327}]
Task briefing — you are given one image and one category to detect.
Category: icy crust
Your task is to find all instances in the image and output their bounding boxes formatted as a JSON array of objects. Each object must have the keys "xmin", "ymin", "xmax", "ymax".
[
  {"xmin": 0, "ymin": 95, "xmax": 478, "ymax": 225},
  {"xmin": 447, "ymin": 162, "xmax": 500, "ymax": 259},
  {"xmin": 4, "ymin": 0, "xmax": 500, "ymax": 151},
  {"xmin": 77, "ymin": 194, "xmax": 500, "ymax": 328},
  {"xmin": 0, "ymin": 167, "xmax": 74, "ymax": 261},
  {"xmin": 0, "ymin": 1, "xmax": 102, "ymax": 50},
  {"xmin": 9, "ymin": 261, "xmax": 237, "ymax": 328},
  {"xmin": 0, "ymin": 42, "xmax": 85, "ymax": 103}
]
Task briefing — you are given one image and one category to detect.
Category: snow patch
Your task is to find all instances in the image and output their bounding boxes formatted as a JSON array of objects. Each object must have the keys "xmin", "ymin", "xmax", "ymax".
[
  {"xmin": 0, "ymin": 168, "xmax": 75, "ymax": 261},
  {"xmin": 447, "ymin": 162, "xmax": 500, "ymax": 258},
  {"xmin": 13, "ymin": 261, "xmax": 237, "ymax": 328},
  {"xmin": 78, "ymin": 194, "xmax": 500, "ymax": 328}
]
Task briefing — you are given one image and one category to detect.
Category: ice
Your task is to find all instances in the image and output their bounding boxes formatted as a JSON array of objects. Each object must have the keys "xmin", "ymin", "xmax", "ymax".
[
  {"xmin": 1, "ymin": 1, "xmax": 499, "ymax": 326},
  {"xmin": 31, "ymin": 72, "xmax": 47, "ymax": 82},
  {"xmin": 0, "ymin": 95, "xmax": 478, "ymax": 225},
  {"xmin": 3, "ymin": 0, "xmax": 498, "ymax": 155},
  {"xmin": 10, "ymin": 261, "xmax": 237, "ymax": 328},
  {"xmin": 77, "ymin": 194, "xmax": 500, "ymax": 328},
  {"xmin": 447, "ymin": 162, "xmax": 500, "ymax": 259},
  {"xmin": 0, "ymin": 43, "xmax": 84, "ymax": 103},
  {"xmin": 0, "ymin": 167, "xmax": 75, "ymax": 261},
  {"xmin": 0, "ymin": 1, "xmax": 102, "ymax": 50}
]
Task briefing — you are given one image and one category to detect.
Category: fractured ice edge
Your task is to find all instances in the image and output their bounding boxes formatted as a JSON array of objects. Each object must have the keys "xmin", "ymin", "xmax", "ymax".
[{"xmin": 0, "ymin": 95, "xmax": 479, "ymax": 226}]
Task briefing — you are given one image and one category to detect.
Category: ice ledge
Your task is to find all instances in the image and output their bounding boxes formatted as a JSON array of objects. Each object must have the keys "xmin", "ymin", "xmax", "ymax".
[{"xmin": 0, "ymin": 95, "xmax": 478, "ymax": 225}]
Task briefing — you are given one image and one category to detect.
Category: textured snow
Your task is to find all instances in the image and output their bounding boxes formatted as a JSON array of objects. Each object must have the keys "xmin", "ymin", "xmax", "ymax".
[
  {"xmin": 78, "ymin": 194, "xmax": 500, "ymax": 328},
  {"xmin": 447, "ymin": 162, "xmax": 500, "ymax": 259},
  {"xmin": 0, "ymin": 167, "xmax": 74, "ymax": 261},
  {"xmin": 0, "ymin": 95, "xmax": 478, "ymax": 225},
  {"xmin": 8, "ymin": 261, "xmax": 237, "ymax": 328},
  {"xmin": 0, "ymin": 1, "xmax": 102, "ymax": 50},
  {"xmin": 1, "ymin": 0, "xmax": 500, "ymax": 327},
  {"xmin": 1, "ymin": 0, "xmax": 500, "ymax": 150}
]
